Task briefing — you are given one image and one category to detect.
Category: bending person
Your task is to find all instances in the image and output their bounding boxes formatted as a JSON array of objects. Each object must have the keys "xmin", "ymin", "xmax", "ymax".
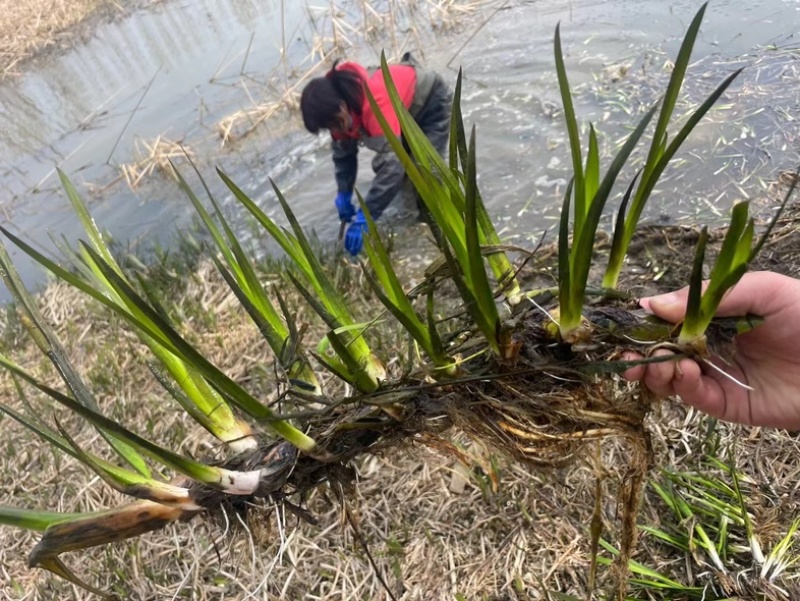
[{"xmin": 300, "ymin": 54, "xmax": 451, "ymax": 255}]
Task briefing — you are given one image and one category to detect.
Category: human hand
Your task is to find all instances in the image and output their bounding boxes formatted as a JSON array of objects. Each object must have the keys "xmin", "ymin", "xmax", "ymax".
[
  {"xmin": 335, "ymin": 191, "xmax": 355, "ymax": 222},
  {"xmin": 344, "ymin": 210, "xmax": 367, "ymax": 256},
  {"xmin": 623, "ymin": 271, "xmax": 800, "ymax": 429},
  {"xmin": 344, "ymin": 209, "xmax": 367, "ymax": 257}
]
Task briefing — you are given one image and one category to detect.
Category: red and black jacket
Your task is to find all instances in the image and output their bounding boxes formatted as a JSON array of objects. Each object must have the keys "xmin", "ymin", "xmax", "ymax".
[{"xmin": 330, "ymin": 60, "xmax": 443, "ymax": 221}]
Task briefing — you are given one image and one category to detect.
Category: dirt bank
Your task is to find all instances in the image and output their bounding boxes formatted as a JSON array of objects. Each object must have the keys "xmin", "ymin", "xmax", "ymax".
[
  {"xmin": 1, "ymin": 173, "xmax": 798, "ymax": 599},
  {"xmin": 0, "ymin": 0, "xmax": 163, "ymax": 77}
]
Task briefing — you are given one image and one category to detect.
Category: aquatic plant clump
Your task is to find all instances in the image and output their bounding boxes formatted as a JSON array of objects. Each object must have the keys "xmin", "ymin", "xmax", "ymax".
[{"xmin": 0, "ymin": 4, "xmax": 795, "ymax": 599}]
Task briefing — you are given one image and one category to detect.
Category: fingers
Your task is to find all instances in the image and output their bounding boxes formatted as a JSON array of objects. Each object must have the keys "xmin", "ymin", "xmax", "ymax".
[
  {"xmin": 622, "ymin": 357, "xmax": 645, "ymax": 382},
  {"xmin": 669, "ymin": 360, "xmax": 729, "ymax": 420},
  {"xmin": 622, "ymin": 350, "xmax": 680, "ymax": 396},
  {"xmin": 623, "ymin": 351, "xmax": 728, "ymax": 418},
  {"xmin": 640, "ymin": 291, "xmax": 690, "ymax": 323},
  {"xmin": 641, "ymin": 350, "xmax": 683, "ymax": 398},
  {"xmin": 640, "ymin": 271, "xmax": 797, "ymax": 323}
]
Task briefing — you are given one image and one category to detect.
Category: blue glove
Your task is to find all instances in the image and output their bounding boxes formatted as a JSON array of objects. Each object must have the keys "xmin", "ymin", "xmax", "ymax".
[
  {"xmin": 344, "ymin": 210, "xmax": 367, "ymax": 256},
  {"xmin": 334, "ymin": 191, "xmax": 355, "ymax": 222}
]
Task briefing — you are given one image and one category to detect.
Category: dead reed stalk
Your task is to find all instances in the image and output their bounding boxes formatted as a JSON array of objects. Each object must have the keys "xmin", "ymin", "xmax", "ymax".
[{"xmin": 118, "ymin": 135, "xmax": 193, "ymax": 189}]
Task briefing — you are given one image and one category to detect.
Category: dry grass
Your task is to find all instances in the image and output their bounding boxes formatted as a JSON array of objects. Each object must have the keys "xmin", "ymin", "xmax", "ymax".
[
  {"xmin": 216, "ymin": 66, "xmax": 319, "ymax": 147},
  {"xmin": 0, "ymin": 0, "xmax": 165, "ymax": 78},
  {"xmin": 118, "ymin": 135, "xmax": 194, "ymax": 189},
  {"xmin": 0, "ymin": 265, "xmax": 617, "ymax": 600},
  {"xmin": 0, "ymin": 0, "xmax": 105, "ymax": 76},
  {"xmin": 425, "ymin": 0, "xmax": 485, "ymax": 32},
  {"xmin": 3, "ymin": 184, "xmax": 800, "ymax": 599},
  {"xmin": 2, "ymin": 2, "xmax": 800, "ymax": 598}
]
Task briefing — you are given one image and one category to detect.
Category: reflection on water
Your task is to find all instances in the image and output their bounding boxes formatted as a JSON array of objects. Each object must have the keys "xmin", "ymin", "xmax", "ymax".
[
  {"xmin": 1, "ymin": 0, "xmax": 799, "ymax": 302},
  {"xmin": 0, "ymin": 0, "xmax": 311, "ymax": 299},
  {"xmin": 1, "ymin": 0, "xmax": 296, "ymax": 197}
]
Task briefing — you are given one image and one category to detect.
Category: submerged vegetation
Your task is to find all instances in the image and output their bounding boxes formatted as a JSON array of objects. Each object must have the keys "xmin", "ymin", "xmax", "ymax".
[{"xmin": 1, "ymin": 4, "xmax": 799, "ymax": 600}]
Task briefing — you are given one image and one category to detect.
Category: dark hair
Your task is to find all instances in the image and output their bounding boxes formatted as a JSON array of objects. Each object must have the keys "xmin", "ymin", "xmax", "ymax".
[{"xmin": 300, "ymin": 61, "xmax": 364, "ymax": 134}]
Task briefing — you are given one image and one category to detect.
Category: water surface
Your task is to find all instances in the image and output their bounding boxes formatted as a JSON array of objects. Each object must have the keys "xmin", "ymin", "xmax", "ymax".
[{"xmin": 1, "ymin": 0, "xmax": 798, "ymax": 301}]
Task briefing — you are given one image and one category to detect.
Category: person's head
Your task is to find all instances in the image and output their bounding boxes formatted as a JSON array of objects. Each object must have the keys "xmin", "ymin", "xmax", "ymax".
[{"xmin": 301, "ymin": 61, "xmax": 364, "ymax": 134}]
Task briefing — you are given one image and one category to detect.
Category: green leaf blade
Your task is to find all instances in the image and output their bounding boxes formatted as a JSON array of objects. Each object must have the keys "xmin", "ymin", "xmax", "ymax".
[
  {"xmin": 464, "ymin": 125, "xmax": 500, "ymax": 353},
  {"xmin": 0, "ymin": 506, "xmax": 92, "ymax": 532},
  {"xmin": 554, "ymin": 23, "xmax": 585, "ymax": 230},
  {"xmin": 557, "ymin": 178, "xmax": 575, "ymax": 332}
]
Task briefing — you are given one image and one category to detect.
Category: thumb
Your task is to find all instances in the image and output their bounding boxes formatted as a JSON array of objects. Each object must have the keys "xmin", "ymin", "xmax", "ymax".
[
  {"xmin": 641, "ymin": 271, "xmax": 793, "ymax": 324},
  {"xmin": 640, "ymin": 288, "xmax": 690, "ymax": 323}
]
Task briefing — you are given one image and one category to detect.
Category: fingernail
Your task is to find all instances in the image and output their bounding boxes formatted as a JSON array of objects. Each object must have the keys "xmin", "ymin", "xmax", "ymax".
[{"xmin": 648, "ymin": 292, "xmax": 681, "ymax": 312}]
